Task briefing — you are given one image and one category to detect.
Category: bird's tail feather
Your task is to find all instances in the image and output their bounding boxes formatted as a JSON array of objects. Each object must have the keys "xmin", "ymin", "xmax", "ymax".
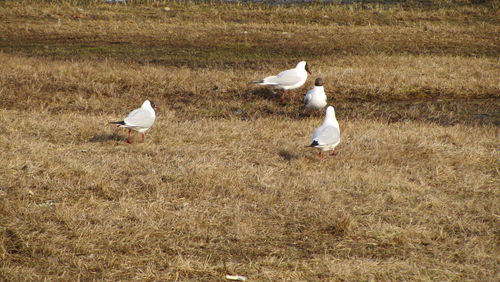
[
  {"xmin": 110, "ymin": 121, "xmax": 125, "ymax": 125},
  {"xmin": 250, "ymin": 80, "xmax": 264, "ymax": 84},
  {"xmin": 306, "ymin": 140, "xmax": 319, "ymax": 147}
]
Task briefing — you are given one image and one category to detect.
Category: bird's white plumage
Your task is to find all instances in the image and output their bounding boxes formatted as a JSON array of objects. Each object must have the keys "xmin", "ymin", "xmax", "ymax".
[
  {"xmin": 310, "ymin": 106, "xmax": 340, "ymax": 151},
  {"xmin": 255, "ymin": 61, "xmax": 309, "ymax": 90},
  {"xmin": 304, "ymin": 84, "xmax": 327, "ymax": 110},
  {"xmin": 120, "ymin": 100, "xmax": 156, "ymax": 133}
]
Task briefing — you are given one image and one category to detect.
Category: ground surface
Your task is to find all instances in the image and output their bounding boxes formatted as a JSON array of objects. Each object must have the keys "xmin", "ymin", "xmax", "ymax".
[{"xmin": 0, "ymin": 1, "xmax": 499, "ymax": 280}]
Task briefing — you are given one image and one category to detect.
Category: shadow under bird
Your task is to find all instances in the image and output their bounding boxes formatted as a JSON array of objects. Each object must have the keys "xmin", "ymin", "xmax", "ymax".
[
  {"xmin": 307, "ymin": 106, "xmax": 341, "ymax": 162},
  {"xmin": 303, "ymin": 77, "xmax": 327, "ymax": 110},
  {"xmin": 251, "ymin": 61, "xmax": 311, "ymax": 100},
  {"xmin": 110, "ymin": 100, "xmax": 159, "ymax": 144}
]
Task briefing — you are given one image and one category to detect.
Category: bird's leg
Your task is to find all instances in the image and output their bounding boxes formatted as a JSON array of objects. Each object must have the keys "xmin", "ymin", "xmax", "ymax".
[
  {"xmin": 319, "ymin": 151, "xmax": 324, "ymax": 162},
  {"xmin": 126, "ymin": 130, "xmax": 132, "ymax": 144},
  {"xmin": 141, "ymin": 133, "xmax": 145, "ymax": 143},
  {"xmin": 330, "ymin": 150, "xmax": 338, "ymax": 156}
]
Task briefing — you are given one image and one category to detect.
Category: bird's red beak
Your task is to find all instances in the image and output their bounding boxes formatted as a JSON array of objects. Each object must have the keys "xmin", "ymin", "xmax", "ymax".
[{"xmin": 154, "ymin": 106, "xmax": 160, "ymax": 111}]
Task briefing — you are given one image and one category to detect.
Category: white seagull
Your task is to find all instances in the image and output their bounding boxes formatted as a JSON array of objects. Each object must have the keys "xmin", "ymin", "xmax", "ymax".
[
  {"xmin": 252, "ymin": 61, "xmax": 311, "ymax": 100},
  {"xmin": 110, "ymin": 100, "xmax": 159, "ymax": 144},
  {"xmin": 307, "ymin": 106, "xmax": 340, "ymax": 161},
  {"xmin": 304, "ymin": 78, "xmax": 327, "ymax": 110}
]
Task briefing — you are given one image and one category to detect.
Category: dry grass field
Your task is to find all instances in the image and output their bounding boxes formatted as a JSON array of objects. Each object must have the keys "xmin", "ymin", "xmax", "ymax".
[{"xmin": 1, "ymin": 0, "xmax": 499, "ymax": 280}]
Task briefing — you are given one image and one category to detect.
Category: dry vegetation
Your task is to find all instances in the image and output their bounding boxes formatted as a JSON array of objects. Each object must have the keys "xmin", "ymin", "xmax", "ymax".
[{"xmin": 1, "ymin": 0, "xmax": 499, "ymax": 281}]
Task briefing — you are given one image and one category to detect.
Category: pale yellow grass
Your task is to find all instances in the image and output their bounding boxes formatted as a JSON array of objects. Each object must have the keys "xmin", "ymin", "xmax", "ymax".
[{"xmin": 1, "ymin": 106, "xmax": 498, "ymax": 280}]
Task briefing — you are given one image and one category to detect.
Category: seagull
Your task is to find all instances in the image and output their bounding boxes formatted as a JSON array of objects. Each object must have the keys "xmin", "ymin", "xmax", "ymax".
[
  {"xmin": 307, "ymin": 106, "xmax": 340, "ymax": 161},
  {"xmin": 251, "ymin": 61, "xmax": 311, "ymax": 100},
  {"xmin": 304, "ymin": 78, "xmax": 327, "ymax": 110},
  {"xmin": 110, "ymin": 100, "xmax": 159, "ymax": 144}
]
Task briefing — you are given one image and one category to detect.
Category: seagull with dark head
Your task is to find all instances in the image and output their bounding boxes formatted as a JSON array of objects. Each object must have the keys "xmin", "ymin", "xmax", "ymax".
[
  {"xmin": 307, "ymin": 106, "xmax": 340, "ymax": 162},
  {"xmin": 110, "ymin": 100, "xmax": 159, "ymax": 144},
  {"xmin": 304, "ymin": 77, "xmax": 327, "ymax": 111},
  {"xmin": 252, "ymin": 61, "xmax": 311, "ymax": 101}
]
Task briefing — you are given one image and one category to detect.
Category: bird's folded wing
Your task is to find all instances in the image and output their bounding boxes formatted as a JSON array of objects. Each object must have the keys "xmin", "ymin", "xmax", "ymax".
[
  {"xmin": 313, "ymin": 125, "xmax": 340, "ymax": 145},
  {"xmin": 263, "ymin": 69, "xmax": 301, "ymax": 86},
  {"xmin": 304, "ymin": 90, "xmax": 313, "ymax": 104},
  {"xmin": 124, "ymin": 109, "xmax": 154, "ymax": 128}
]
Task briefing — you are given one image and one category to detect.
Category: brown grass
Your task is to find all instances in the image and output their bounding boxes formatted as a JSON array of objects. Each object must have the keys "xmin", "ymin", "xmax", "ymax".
[
  {"xmin": 1, "ymin": 1, "xmax": 499, "ymax": 281},
  {"xmin": 1, "ymin": 1, "xmax": 499, "ymax": 64},
  {"xmin": 1, "ymin": 53, "xmax": 498, "ymax": 124},
  {"xmin": 1, "ymin": 108, "xmax": 498, "ymax": 280}
]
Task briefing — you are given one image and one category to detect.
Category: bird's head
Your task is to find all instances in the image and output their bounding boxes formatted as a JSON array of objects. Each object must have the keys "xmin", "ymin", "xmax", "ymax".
[
  {"xmin": 297, "ymin": 61, "xmax": 312, "ymax": 75},
  {"xmin": 305, "ymin": 62, "xmax": 311, "ymax": 75},
  {"xmin": 145, "ymin": 100, "xmax": 160, "ymax": 111},
  {"xmin": 314, "ymin": 78, "xmax": 323, "ymax": 86}
]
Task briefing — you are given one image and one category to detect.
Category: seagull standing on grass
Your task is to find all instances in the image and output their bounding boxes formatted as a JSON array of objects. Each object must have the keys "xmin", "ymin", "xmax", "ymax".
[
  {"xmin": 304, "ymin": 78, "xmax": 327, "ymax": 110},
  {"xmin": 251, "ymin": 61, "xmax": 311, "ymax": 101},
  {"xmin": 307, "ymin": 106, "xmax": 340, "ymax": 161},
  {"xmin": 110, "ymin": 100, "xmax": 159, "ymax": 144}
]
